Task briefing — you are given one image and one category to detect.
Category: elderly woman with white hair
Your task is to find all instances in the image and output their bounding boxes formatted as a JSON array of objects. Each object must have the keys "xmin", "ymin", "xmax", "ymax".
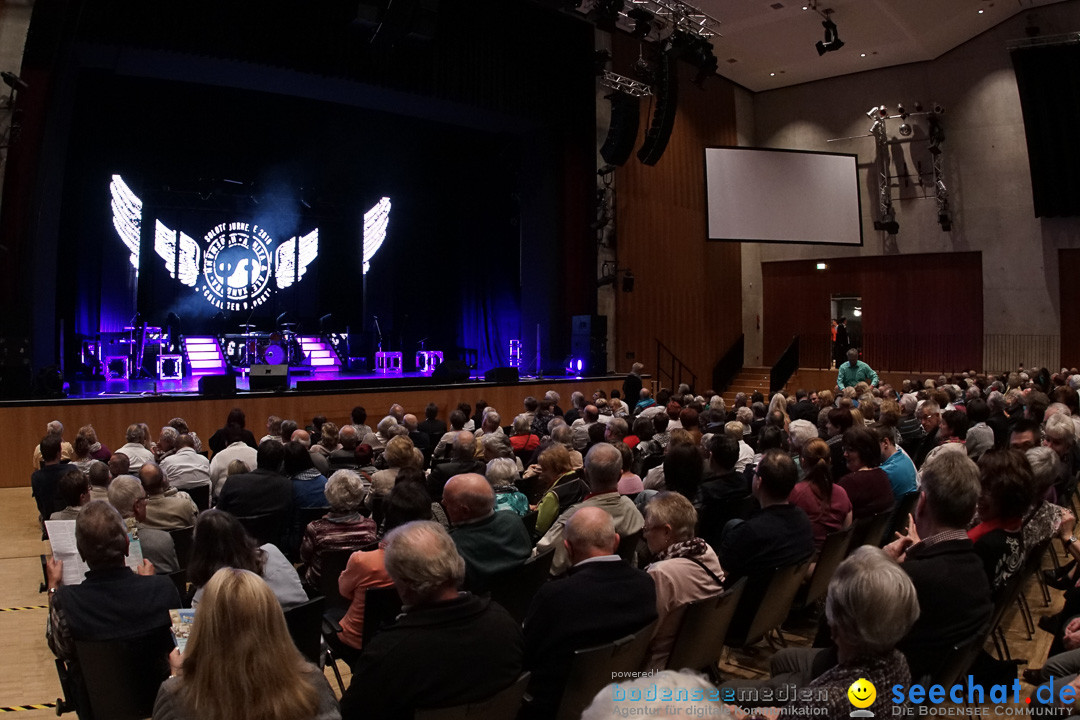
[
  {"xmin": 486, "ymin": 457, "xmax": 529, "ymax": 515},
  {"xmin": 299, "ymin": 470, "xmax": 377, "ymax": 590},
  {"xmin": 772, "ymin": 547, "xmax": 919, "ymax": 718}
]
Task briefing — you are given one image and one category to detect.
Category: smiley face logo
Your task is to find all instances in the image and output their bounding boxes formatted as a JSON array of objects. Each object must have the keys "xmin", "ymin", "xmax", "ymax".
[{"xmin": 848, "ymin": 678, "xmax": 876, "ymax": 709}]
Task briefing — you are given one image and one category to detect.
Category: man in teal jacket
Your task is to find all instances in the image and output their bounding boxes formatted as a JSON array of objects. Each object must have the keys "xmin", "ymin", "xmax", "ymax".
[{"xmin": 837, "ymin": 348, "xmax": 879, "ymax": 388}]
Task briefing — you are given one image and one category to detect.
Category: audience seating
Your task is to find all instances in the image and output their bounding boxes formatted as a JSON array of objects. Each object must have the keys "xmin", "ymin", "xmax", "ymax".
[
  {"xmin": 166, "ymin": 525, "xmax": 194, "ymax": 568},
  {"xmin": 553, "ymin": 620, "xmax": 658, "ymax": 720},
  {"xmin": 234, "ymin": 512, "xmax": 280, "ymax": 546},
  {"xmin": 186, "ymin": 484, "xmax": 211, "ymax": 512},
  {"xmin": 615, "ymin": 529, "xmax": 643, "ymax": 564},
  {"xmin": 725, "ymin": 561, "xmax": 812, "ymax": 649},
  {"xmin": 318, "ymin": 548, "xmax": 362, "ymax": 613},
  {"xmin": 665, "ymin": 577, "xmax": 747, "ymax": 676},
  {"xmin": 486, "ymin": 547, "xmax": 555, "ymax": 624},
  {"xmin": 296, "ymin": 506, "xmax": 330, "ymax": 531},
  {"xmin": 793, "ymin": 526, "xmax": 855, "ymax": 611},
  {"xmin": 283, "ymin": 595, "xmax": 346, "ymax": 695},
  {"xmin": 168, "ymin": 568, "xmax": 190, "ymax": 607},
  {"xmin": 846, "ymin": 508, "xmax": 892, "ymax": 553},
  {"xmin": 414, "ymin": 671, "xmax": 531, "ymax": 720},
  {"xmin": 65, "ymin": 627, "xmax": 173, "ymax": 720},
  {"xmin": 886, "ymin": 491, "xmax": 920, "ymax": 542},
  {"xmin": 362, "ymin": 586, "xmax": 404, "ymax": 647},
  {"xmin": 923, "ymin": 622, "xmax": 994, "ymax": 688}
]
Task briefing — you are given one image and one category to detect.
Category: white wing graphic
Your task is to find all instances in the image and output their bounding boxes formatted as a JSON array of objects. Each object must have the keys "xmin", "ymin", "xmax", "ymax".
[
  {"xmin": 110, "ymin": 175, "xmax": 143, "ymax": 276},
  {"xmin": 275, "ymin": 228, "xmax": 319, "ymax": 289},
  {"xmin": 363, "ymin": 197, "xmax": 391, "ymax": 275},
  {"xmin": 154, "ymin": 219, "xmax": 201, "ymax": 287}
]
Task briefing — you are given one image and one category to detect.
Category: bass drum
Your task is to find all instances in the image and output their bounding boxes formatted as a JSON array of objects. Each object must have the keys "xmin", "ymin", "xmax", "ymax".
[{"xmin": 263, "ymin": 343, "xmax": 286, "ymax": 365}]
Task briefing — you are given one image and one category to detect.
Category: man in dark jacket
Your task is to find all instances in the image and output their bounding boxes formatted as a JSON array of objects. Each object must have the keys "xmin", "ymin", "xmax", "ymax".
[{"xmin": 340, "ymin": 521, "xmax": 523, "ymax": 720}]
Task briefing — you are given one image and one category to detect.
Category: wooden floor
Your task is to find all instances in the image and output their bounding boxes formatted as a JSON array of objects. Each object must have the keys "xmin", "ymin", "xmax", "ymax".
[{"xmin": 0, "ymin": 485, "xmax": 1063, "ymax": 717}]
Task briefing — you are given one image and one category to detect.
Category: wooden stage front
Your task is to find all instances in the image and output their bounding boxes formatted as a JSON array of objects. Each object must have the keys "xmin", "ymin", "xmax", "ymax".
[{"xmin": 4, "ymin": 375, "xmax": 624, "ymax": 489}]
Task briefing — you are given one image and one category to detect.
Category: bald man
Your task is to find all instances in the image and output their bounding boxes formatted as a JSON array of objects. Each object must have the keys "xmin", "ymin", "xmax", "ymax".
[
  {"xmin": 522, "ymin": 507, "xmax": 657, "ymax": 718},
  {"xmin": 444, "ymin": 473, "xmax": 532, "ymax": 592}
]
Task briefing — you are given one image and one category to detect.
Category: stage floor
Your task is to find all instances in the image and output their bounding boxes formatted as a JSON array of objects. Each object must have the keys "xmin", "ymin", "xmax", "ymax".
[{"xmin": 61, "ymin": 368, "xmax": 549, "ymax": 400}]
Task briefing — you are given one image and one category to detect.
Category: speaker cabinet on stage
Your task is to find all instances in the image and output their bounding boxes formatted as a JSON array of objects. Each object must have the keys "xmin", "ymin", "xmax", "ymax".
[
  {"xmin": 198, "ymin": 374, "xmax": 236, "ymax": 397},
  {"xmin": 250, "ymin": 364, "xmax": 289, "ymax": 391},
  {"xmin": 484, "ymin": 367, "xmax": 519, "ymax": 384},
  {"xmin": 571, "ymin": 314, "xmax": 608, "ymax": 375},
  {"xmin": 431, "ymin": 360, "xmax": 470, "ymax": 384}
]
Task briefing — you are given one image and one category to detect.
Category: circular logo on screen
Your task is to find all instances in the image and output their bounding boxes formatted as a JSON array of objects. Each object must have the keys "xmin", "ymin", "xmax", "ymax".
[{"xmin": 199, "ymin": 222, "xmax": 273, "ymax": 311}]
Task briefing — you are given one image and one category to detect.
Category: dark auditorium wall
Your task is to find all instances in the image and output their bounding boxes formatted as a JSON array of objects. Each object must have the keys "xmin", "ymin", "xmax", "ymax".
[
  {"xmin": 762, "ymin": 253, "xmax": 983, "ymax": 373},
  {"xmin": 610, "ymin": 34, "xmax": 741, "ymax": 389}
]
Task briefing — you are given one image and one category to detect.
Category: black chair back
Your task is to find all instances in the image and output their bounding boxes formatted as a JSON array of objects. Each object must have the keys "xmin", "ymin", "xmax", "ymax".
[
  {"xmin": 319, "ymin": 548, "xmax": 360, "ymax": 612},
  {"xmin": 555, "ymin": 620, "xmax": 658, "ymax": 720},
  {"xmin": 886, "ymin": 491, "xmax": 921, "ymax": 542},
  {"xmin": 235, "ymin": 512, "xmax": 281, "ymax": 546},
  {"xmin": 73, "ymin": 627, "xmax": 173, "ymax": 720},
  {"xmin": 415, "ymin": 672, "xmax": 531, "ymax": 720},
  {"xmin": 296, "ymin": 506, "xmax": 330, "ymax": 531},
  {"xmin": 725, "ymin": 560, "xmax": 811, "ymax": 648},
  {"xmin": 616, "ymin": 529, "xmax": 643, "ymax": 565},
  {"xmin": 847, "ymin": 508, "xmax": 892, "ymax": 553},
  {"xmin": 167, "ymin": 525, "xmax": 195, "ymax": 568},
  {"xmin": 486, "ymin": 548, "xmax": 555, "ymax": 624},
  {"xmin": 283, "ymin": 595, "xmax": 326, "ymax": 666},
  {"xmin": 168, "ymin": 568, "xmax": 190, "ymax": 607},
  {"xmin": 799, "ymin": 525, "xmax": 855, "ymax": 608},
  {"xmin": 666, "ymin": 577, "xmax": 747, "ymax": 672},
  {"xmin": 362, "ymin": 586, "xmax": 404, "ymax": 646},
  {"xmin": 186, "ymin": 484, "xmax": 211, "ymax": 512},
  {"xmin": 926, "ymin": 623, "xmax": 993, "ymax": 687}
]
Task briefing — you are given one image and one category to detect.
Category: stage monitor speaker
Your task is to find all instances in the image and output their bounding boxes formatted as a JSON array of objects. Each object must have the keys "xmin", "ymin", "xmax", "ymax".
[
  {"xmin": 250, "ymin": 364, "xmax": 289, "ymax": 391},
  {"xmin": 198, "ymin": 374, "xmax": 236, "ymax": 397},
  {"xmin": 484, "ymin": 367, "xmax": 519, "ymax": 384},
  {"xmin": 431, "ymin": 360, "xmax": 470, "ymax": 384}
]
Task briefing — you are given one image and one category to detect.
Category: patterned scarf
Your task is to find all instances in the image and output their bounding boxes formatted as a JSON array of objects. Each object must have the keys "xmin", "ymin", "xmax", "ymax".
[{"xmin": 654, "ymin": 537, "xmax": 709, "ymax": 562}]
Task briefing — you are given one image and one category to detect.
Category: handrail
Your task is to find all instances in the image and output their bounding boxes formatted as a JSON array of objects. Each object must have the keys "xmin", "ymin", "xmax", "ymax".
[
  {"xmin": 712, "ymin": 334, "xmax": 744, "ymax": 395},
  {"xmin": 655, "ymin": 339, "xmax": 697, "ymax": 394},
  {"xmin": 770, "ymin": 335, "xmax": 799, "ymax": 395}
]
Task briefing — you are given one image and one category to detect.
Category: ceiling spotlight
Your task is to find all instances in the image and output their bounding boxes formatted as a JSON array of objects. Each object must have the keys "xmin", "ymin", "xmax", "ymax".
[
  {"xmin": 815, "ymin": 15, "xmax": 844, "ymax": 56},
  {"xmin": 898, "ymin": 123, "xmax": 912, "ymax": 137},
  {"xmin": 0, "ymin": 71, "xmax": 27, "ymax": 91},
  {"xmin": 628, "ymin": 7, "xmax": 654, "ymax": 39},
  {"xmin": 897, "ymin": 103, "xmax": 908, "ymax": 118},
  {"xmin": 877, "ymin": 106, "xmax": 889, "ymax": 119}
]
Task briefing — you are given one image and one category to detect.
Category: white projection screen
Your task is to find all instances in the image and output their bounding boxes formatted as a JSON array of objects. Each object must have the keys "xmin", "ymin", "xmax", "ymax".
[{"xmin": 705, "ymin": 147, "xmax": 863, "ymax": 246}]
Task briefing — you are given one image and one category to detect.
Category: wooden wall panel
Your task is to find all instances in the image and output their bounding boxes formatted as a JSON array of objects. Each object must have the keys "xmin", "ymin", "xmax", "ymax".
[
  {"xmin": 3, "ymin": 377, "xmax": 618, "ymax": 488},
  {"xmin": 1062, "ymin": 249, "xmax": 1080, "ymax": 369},
  {"xmin": 762, "ymin": 252, "xmax": 983, "ymax": 373},
  {"xmin": 611, "ymin": 36, "xmax": 741, "ymax": 390}
]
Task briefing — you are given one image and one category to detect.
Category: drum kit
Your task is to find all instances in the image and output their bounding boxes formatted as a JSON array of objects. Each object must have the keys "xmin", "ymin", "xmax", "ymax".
[{"xmin": 236, "ymin": 323, "xmax": 303, "ymax": 366}]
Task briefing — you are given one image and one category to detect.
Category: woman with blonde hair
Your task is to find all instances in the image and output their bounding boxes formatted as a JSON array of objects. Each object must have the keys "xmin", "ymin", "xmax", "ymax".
[{"xmin": 154, "ymin": 567, "xmax": 340, "ymax": 720}]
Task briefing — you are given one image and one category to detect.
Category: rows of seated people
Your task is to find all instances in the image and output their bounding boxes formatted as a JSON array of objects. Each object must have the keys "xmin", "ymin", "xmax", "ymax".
[{"xmin": 33, "ymin": 367, "xmax": 1080, "ymax": 718}]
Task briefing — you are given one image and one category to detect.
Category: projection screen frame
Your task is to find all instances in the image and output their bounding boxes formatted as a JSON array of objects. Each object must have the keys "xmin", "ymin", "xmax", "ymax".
[{"xmin": 703, "ymin": 146, "xmax": 864, "ymax": 247}]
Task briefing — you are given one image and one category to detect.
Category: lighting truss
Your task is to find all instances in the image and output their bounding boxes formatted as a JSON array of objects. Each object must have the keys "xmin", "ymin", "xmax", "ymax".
[
  {"xmin": 621, "ymin": 0, "xmax": 720, "ymax": 39},
  {"xmin": 600, "ymin": 70, "xmax": 652, "ymax": 97}
]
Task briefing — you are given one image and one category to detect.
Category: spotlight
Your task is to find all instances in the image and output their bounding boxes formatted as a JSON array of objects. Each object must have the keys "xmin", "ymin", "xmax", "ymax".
[
  {"xmin": 897, "ymin": 103, "xmax": 908, "ymax": 118},
  {"xmin": 0, "ymin": 71, "xmax": 27, "ymax": 91},
  {"xmin": 815, "ymin": 16, "xmax": 844, "ymax": 55},
  {"xmin": 597, "ymin": 164, "xmax": 616, "ymax": 176},
  {"xmin": 866, "ymin": 106, "xmax": 880, "ymax": 119},
  {"xmin": 873, "ymin": 218, "xmax": 900, "ymax": 235},
  {"xmin": 628, "ymin": 7, "xmax": 654, "ymax": 39},
  {"xmin": 898, "ymin": 122, "xmax": 912, "ymax": 137},
  {"xmin": 877, "ymin": 106, "xmax": 889, "ymax": 119},
  {"xmin": 938, "ymin": 213, "xmax": 952, "ymax": 232},
  {"xmin": 593, "ymin": 49, "xmax": 612, "ymax": 76},
  {"xmin": 622, "ymin": 271, "xmax": 635, "ymax": 293}
]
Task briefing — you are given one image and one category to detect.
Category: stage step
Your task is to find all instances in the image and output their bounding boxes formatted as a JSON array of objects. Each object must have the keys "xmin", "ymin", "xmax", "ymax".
[
  {"xmin": 299, "ymin": 336, "xmax": 341, "ymax": 373},
  {"xmin": 183, "ymin": 336, "xmax": 227, "ymax": 377}
]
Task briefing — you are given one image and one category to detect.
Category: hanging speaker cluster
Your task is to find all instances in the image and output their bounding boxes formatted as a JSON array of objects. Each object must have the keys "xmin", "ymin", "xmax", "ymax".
[
  {"xmin": 600, "ymin": 92, "xmax": 641, "ymax": 167},
  {"xmin": 637, "ymin": 49, "xmax": 678, "ymax": 166}
]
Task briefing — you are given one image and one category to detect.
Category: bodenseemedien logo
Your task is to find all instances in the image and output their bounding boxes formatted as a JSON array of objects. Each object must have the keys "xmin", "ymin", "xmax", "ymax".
[{"xmin": 848, "ymin": 677, "xmax": 876, "ymax": 717}]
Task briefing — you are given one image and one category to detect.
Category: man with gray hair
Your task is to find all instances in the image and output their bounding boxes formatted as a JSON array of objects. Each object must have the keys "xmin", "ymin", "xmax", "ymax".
[
  {"xmin": 443, "ymin": 473, "xmax": 532, "ymax": 591},
  {"xmin": 138, "ymin": 462, "xmax": 197, "ymax": 530},
  {"xmin": 159, "ymin": 433, "xmax": 211, "ymax": 492},
  {"xmin": 523, "ymin": 506, "xmax": 657, "ymax": 718},
  {"xmin": 154, "ymin": 426, "xmax": 179, "ymax": 462},
  {"xmin": 116, "ymin": 423, "xmax": 155, "ymax": 472},
  {"xmin": 534, "ymin": 442, "xmax": 645, "ymax": 575},
  {"xmin": 883, "ymin": 449, "xmax": 992, "ymax": 681},
  {"xmin": 474, "ymin": 410, "xmax": 504, "ymax": 439},
  {"xmin": 107, "ymin": 475, "xmax": 180, "ymax": 574},
  {"xmin": 32, "ymin": 420, "xmax": 74, "ymax": 470},
  {"xmin": 45, "ymin": 501, "xmax": 180, "ymax": 664},
  {"xmin": 339, "ymin": 521, "xmax": 523, "ymax": 720}
]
